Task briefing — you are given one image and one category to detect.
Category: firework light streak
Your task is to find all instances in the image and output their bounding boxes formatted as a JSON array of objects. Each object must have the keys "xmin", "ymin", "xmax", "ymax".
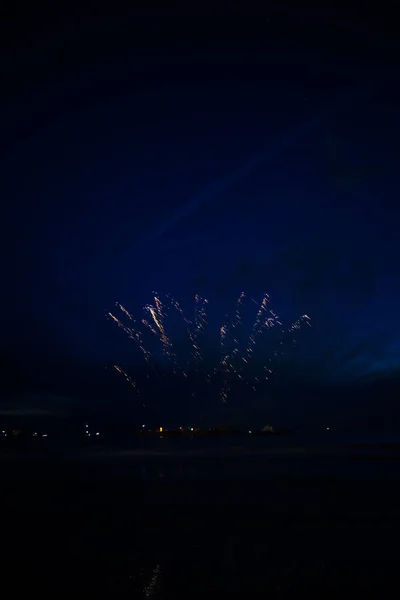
[
  {"xmin": 116, "ymin": 303, "xmax": 134, "ymax": 320},
  {"xmin": 194, "ymin": 294, "xmax": 208, "ymax": 334},
  {"xmin": 113, "ymin": 364, "xmax": 136, "ymax": 387},
  {"xmin": 193, "ymin": 294, "xmax": 208, "ymax": 364},
  {"xmin": 145, "ymin": 293, "xmax": 176, "ymax": 362},
  {"xmin": 109, "ymin": 293, "xmax": 310, "ymax": 404},
  {"xmin": 218, "ymin": 292, "xmax": 246, "ymax": 401},
  {"xmin": 142, "ymin": 318, "xmax": 158, "ymax": 336},
  {"xmin": 167, "ymin": 294, "xmax": 208, "ymax": 367},
  {"xmin": 113, "ymin": 365, "xmax": 146, "ymax": 407},
  {"xmin": 108, "ymin": 306, "xmax": 152, "ymax": 363},
  {"xmin": 245, "ymin": 293, "xmax": 270, "ymax": 361},
  {"xmin": 172, "ymin": 297, "xmax": 198, "ymax": 364}
]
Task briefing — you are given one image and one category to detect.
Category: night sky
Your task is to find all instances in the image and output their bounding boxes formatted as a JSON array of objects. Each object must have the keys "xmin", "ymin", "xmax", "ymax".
[{"xmin": 1, "ymin": 6, "xmax": 400, "ymax": 427}]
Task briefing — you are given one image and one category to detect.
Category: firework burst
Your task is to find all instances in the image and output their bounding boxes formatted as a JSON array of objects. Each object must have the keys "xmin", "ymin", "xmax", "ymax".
[{"xmin": 108, "ymin": 292, "xmax": 310, "ymax": 404}]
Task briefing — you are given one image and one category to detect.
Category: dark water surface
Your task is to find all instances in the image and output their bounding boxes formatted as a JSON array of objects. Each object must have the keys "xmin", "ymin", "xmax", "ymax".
[{"xmin": 1, "ymin": 436, "xmax": 400, "ymax": 597}]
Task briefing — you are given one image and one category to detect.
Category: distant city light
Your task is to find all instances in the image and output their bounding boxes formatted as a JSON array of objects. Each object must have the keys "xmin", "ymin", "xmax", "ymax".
[
  {"xmin": 42, "ymin": 434, "xmax": 47, "ymax": 437},
  {"xmin": 85, "ymin": 424, "xmax": 89, "ymax": 428},
  {"xmin": 190, "ymin": 427, "xmax": 194, "ymax": 432},
  {"xmin": 142, "ymin": 424, "xmax": 145, "ymax": 428},
  {"xmin": 326, "ymin": 427, "xmax": 330, "ymax": 431},
  {"xmin": 95, "ymin": 432, "xmax": 100, "ymax": 436},
  {"xmin": 248, "ymin": 430, "xmax": 252, "ymax": 434},
  {"xmin": 159, "ymin": 426, "xmax": 163, "ymax": 433}
]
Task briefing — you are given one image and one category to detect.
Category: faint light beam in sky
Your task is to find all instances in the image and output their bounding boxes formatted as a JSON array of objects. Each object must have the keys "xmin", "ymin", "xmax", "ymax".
[{"xmin": 139, "ymin": 92, "xmax": 352, "ymax": 247}]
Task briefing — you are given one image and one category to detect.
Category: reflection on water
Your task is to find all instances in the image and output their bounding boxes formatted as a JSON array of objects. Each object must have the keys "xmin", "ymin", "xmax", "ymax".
[
  {"xmin": 143, "ymin": 564, "xmax": 161, "ymax": 597},
  {"xmin": 2, "ymin": 437, "xmax": 400, "ymax": 596},
  {"xmin": 131, "ymin": 545, "xmax": 327, "ymax": 598}
]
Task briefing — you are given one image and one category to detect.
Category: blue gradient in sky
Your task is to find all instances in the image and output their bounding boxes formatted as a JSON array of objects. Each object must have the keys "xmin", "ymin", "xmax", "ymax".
[{"xmin": 1, "ymin": 33, "xmax": 399, "ymax": 393}]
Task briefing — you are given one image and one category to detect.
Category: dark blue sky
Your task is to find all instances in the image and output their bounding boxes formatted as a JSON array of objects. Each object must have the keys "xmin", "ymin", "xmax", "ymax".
[{"xmin": 1, "ymin": 7, "xmax": 400, "ymax": 423}]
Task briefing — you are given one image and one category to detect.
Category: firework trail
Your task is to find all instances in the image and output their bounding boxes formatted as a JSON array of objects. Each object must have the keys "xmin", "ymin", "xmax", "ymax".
[
  {"xmin": 109, "ymin": 293, "xmax": 310, "ymax": 404},
  {"xmin": 194, "ymin": 294, "xmax": 208, "ymax": 335},
  {"xmin": 113, "ymin": 365, "xmax": 146, "ymax": 407},
  {"xmin": 218, "ymin": 292, "xmax": 246, "ymax": 401},
  {"xmin": 113, "ymin": 364, "xmax": 136, "ymax": 388},
  {"xmin": 108, "ymin": 308, "xmax": 152, "ymax": 363},
  {"xmin": 193, "ymin": 294, "xmax": 208, "ymax": 365},
  {"xmin": 245, "ymin": 293, "xmax": 270, "ymax": 361},
  {"xmin": 116, "ymin": 303, "xmax": 134, "ymax": 320},
  {"xmin": 142, "ymin": 318, "xmax": 158, "ymax": 336},
  {"xmin": 219, "ymin": 292, "xmax": 245, "ymax": 365},
  {"xmin": 166, "ymin": 293, "xmax": 208, "ymax": 368},
  {"xmin": 288, "ymin": 314, "xmax": 311, "ymax": 332},
  {"xmin": 112, "ymin": 304, "xmax": 163, "ymax": 381},
  {"xmin": 145, "ymin": 293, "xmax": 176, "ymax": 362},
  {"xmin": 220, "ymin": 292, "xmax": 245, "ymax": 350}
]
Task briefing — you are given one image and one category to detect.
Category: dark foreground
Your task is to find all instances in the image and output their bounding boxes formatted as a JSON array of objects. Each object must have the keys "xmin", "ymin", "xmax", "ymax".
[{"xmin": 1, "ymin": 439, "xmax": 400, "ymax": 597}]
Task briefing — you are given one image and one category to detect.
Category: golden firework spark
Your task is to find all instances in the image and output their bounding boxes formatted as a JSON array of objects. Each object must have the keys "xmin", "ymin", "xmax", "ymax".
[{"xmin": 108, "ymin": 292, "xmax": 311, "ymax": 404}]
